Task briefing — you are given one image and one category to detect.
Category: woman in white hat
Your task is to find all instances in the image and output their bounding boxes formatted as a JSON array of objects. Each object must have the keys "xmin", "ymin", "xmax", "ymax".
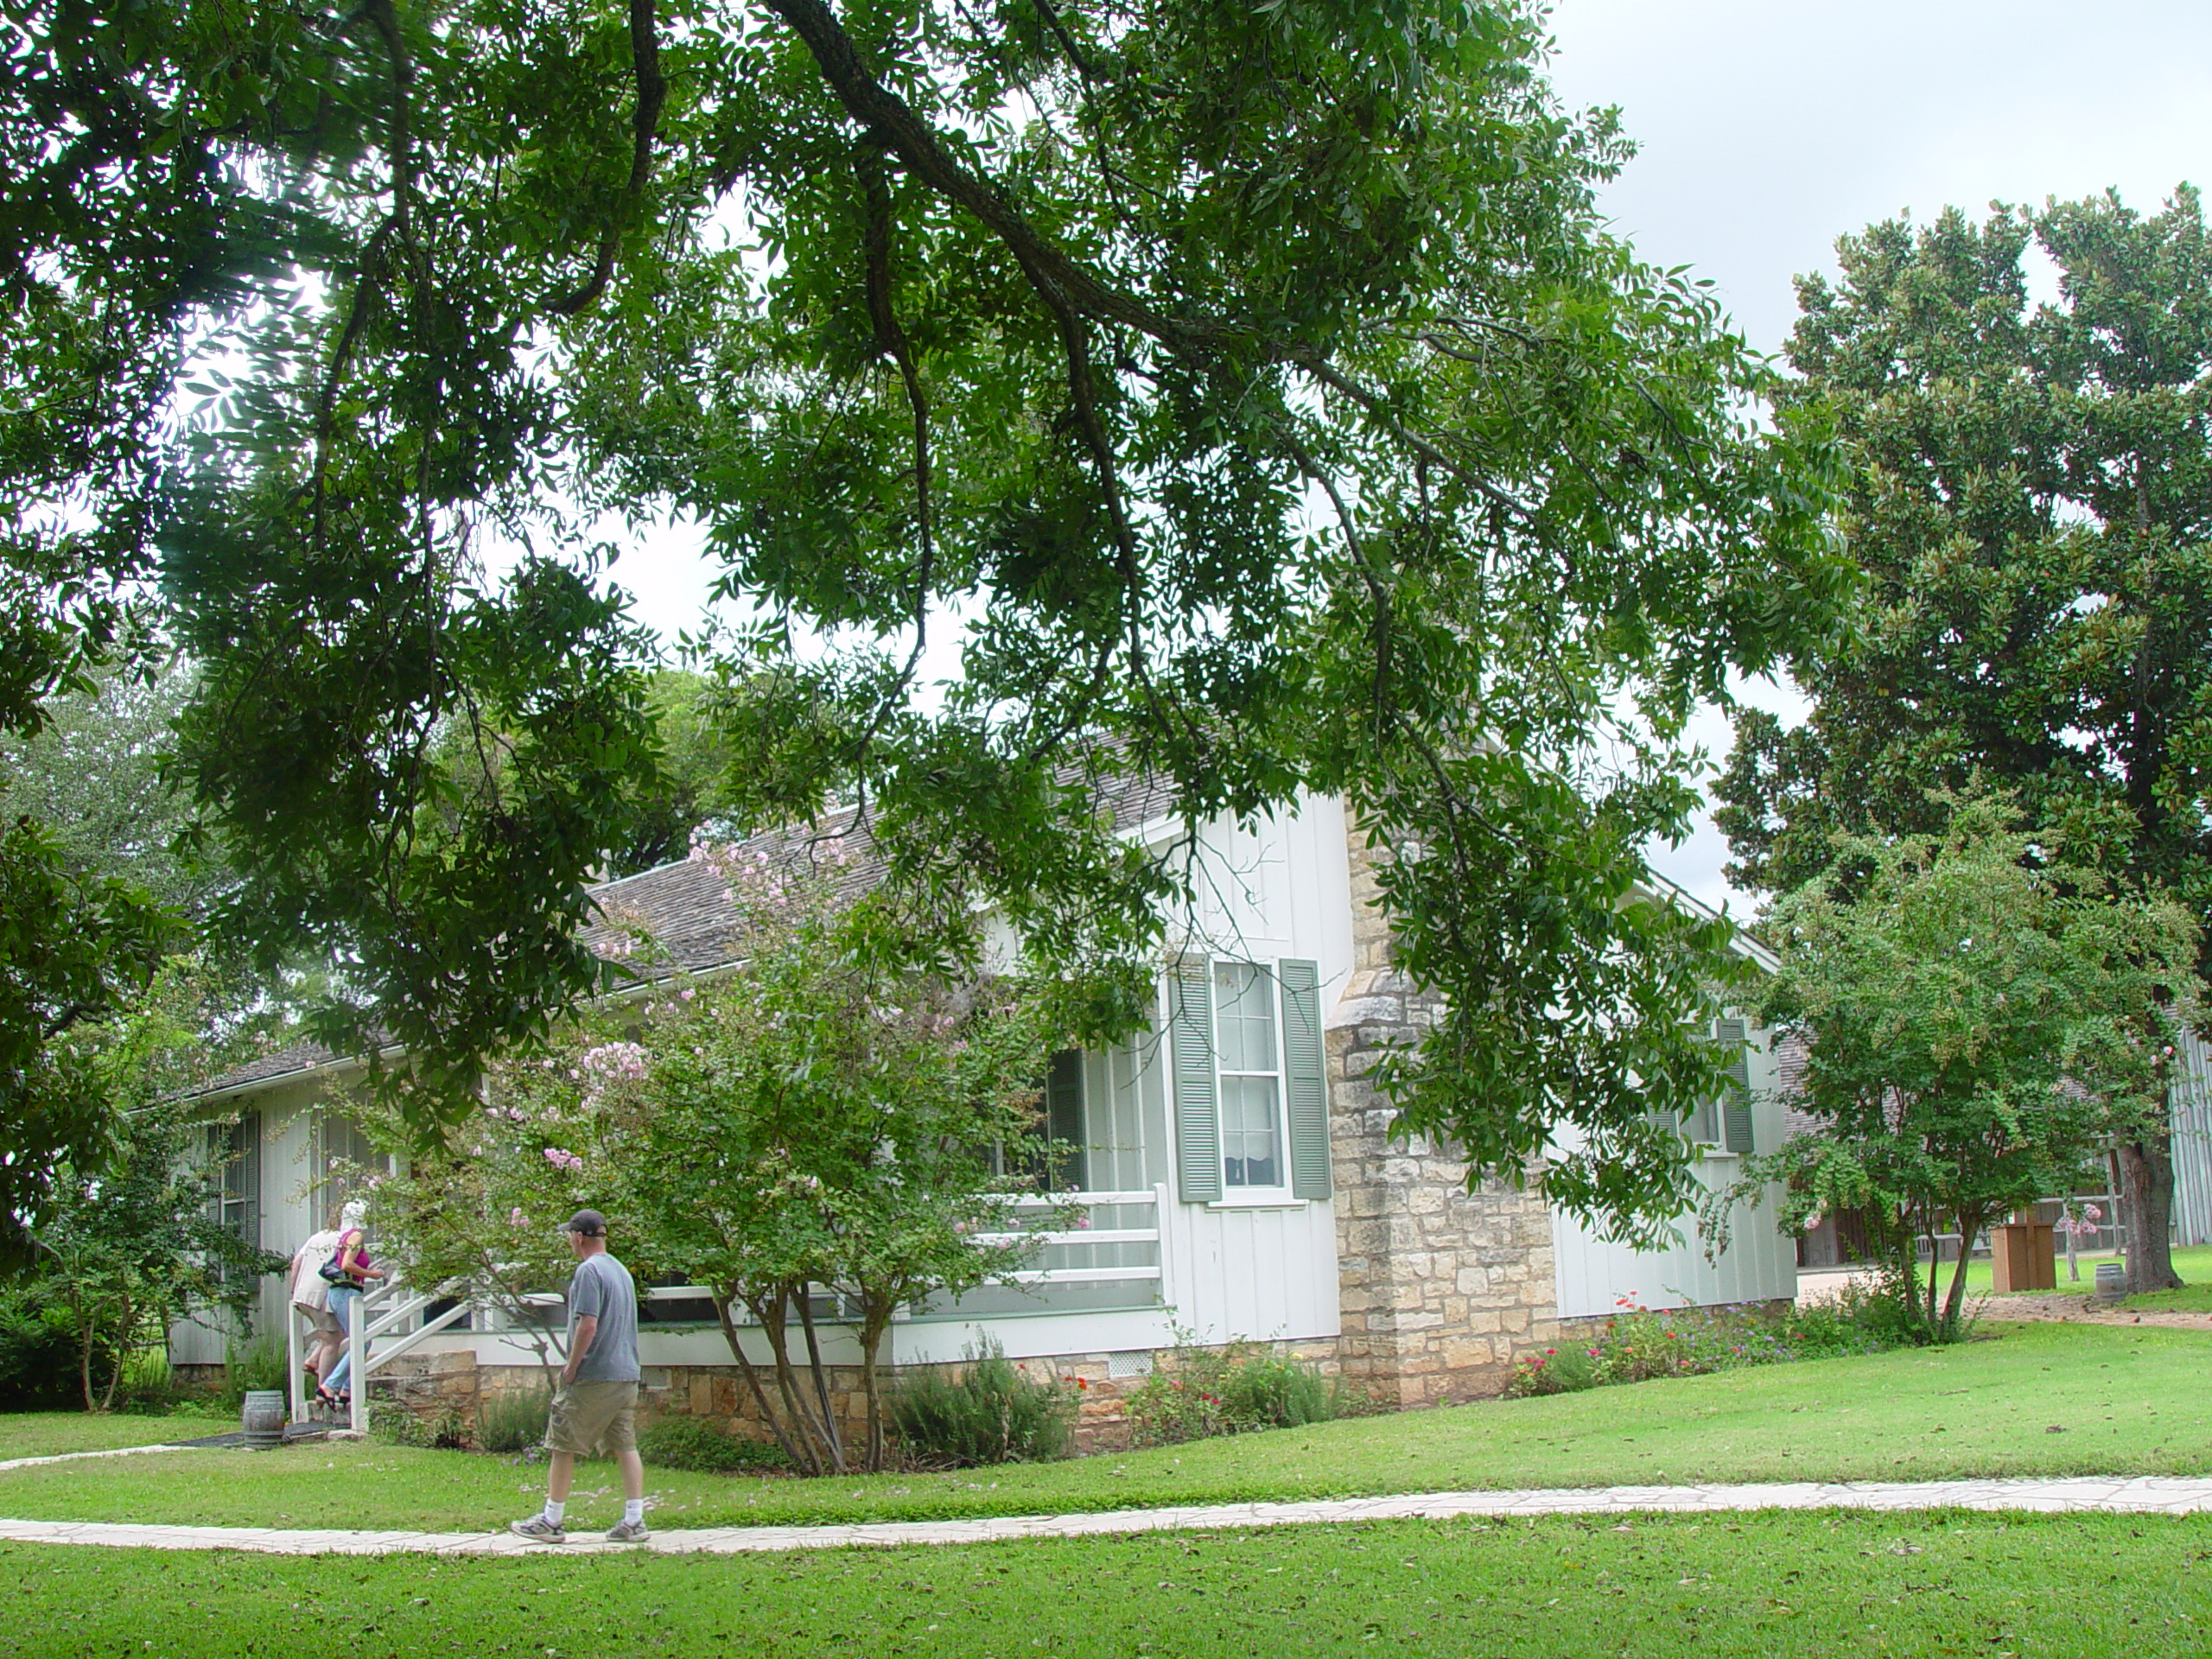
[
  {"xmin": 317, "ymin": 1199, "xmax": 385, "ymax": 1408},
  {"xmin": 287, "ymin": 1202, "xmax": 346, "ymax": 1408}
]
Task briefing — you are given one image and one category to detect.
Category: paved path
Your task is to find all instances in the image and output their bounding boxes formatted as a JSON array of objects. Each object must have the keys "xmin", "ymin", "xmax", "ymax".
[
  {"xmin": 3, "ymin": 1477, "xmax": 2209, "ymax": 1557},
  {"xmin": 0, "ymin": 1443, "xmax": 215, "ymax": 1477}
]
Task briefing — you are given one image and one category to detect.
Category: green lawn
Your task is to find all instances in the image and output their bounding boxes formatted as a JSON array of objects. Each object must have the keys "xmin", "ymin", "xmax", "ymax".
[
  {"xmin": 0, "ymin": 1413, "xmax": 219, "ymax": 1463},
  {"xmin": 1, "ymin": 1323, "xmax": 2204, "ymax": 1535},
  {"xmin": 3, "ymin": 1510, "xmax": 2210, "ymax": 1658},
  {"xmin": 1944, "ymin": 1243, "xmax": 2212, "ymax": 1311}
]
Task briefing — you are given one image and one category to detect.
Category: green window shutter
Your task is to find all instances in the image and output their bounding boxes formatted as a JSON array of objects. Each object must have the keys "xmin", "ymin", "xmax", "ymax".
[
  {"xmin": 1045, "ymin": 1050, "xmax": 1087, "ymax": 1192},
  {"xmin": 1717, "ymin": 1018, "xmax": 1755, "ymax": 1154},
  {"xmin": 238, "ymin": 1109, "xmax": 262, "ymax": 1249},
  {"xmin": 1169, "ymin": 960, "xmax": 1222, "ymax": 1203},
  {"xmin": 1279, "ymin": 959, "xmax": 1331, "ymax": 1200}
]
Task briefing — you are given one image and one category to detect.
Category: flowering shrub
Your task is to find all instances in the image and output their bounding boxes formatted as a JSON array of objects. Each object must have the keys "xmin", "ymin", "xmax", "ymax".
[
  {"xmin": 1125, "ymin": 1335, "xmax": 1339, "ymax": 1446},
  {"xmin": 1504, "ymin": 1344, "xmax": 1599, "ymax": 1396},
  {"xmin": 1503, "ymin": 1288, "xmax": 1902, "ymax": 1399}
]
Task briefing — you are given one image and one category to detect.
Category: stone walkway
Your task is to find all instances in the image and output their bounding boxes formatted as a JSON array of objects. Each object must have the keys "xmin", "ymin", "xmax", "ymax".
[
  {"xmin": 3, "ymin": 1477, "xmax": 2209, "ymax": 1557},
  {"xmin": 0, "ymin": 1443, "xmax": 215, "ymax": 1477}
]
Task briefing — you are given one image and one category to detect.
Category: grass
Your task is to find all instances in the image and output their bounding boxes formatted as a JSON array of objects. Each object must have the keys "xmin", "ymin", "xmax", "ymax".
[
  {"xmin": 0, "ymin": 1413, "xmax": 223, "ymax": 1463},
  {"xmin": 1929, "ymin": 1243, "xmax": 2212, "ymax": 1310},
  {"xmin": 3, "ymin": 1510, "xmax": 2210, "ymax": 1657},
  {"xmin": 0, "ymin": 1323, "xmax": 2205, "ymax": 1535}
]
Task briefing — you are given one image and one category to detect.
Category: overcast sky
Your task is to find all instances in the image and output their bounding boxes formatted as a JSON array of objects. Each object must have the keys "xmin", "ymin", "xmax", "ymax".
[
  {"xmin": 1555, "ymin": 0, "xmax": 2211, "ymax": 912},
  {"xmin": 601, "ymin": 2, "xmax": 2212, "ymax": 911}
]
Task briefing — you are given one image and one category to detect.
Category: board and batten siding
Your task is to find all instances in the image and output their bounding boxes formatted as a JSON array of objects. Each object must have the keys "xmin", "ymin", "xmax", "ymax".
[
  {"xmin": 1549, "ymin": 1021, "xmax": 1799, "ymax": 1319},
  {"xmin": 1147, "ymin": 792, "xmax": 1355, "ymax": 1345},
  {"xmin": 168, "ymin": 1077, "xmax": 332, "ymax": 1365},
  {"xmin": 2171, "ymin": 1026, "xmax": 2212, "ymax": 1249}
]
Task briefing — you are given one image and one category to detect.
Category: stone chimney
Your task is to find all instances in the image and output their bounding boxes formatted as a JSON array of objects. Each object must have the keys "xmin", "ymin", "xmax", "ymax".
[{"xmin": 1327, "ymin": 825, "xmax": 1559, "ymax": 1406}]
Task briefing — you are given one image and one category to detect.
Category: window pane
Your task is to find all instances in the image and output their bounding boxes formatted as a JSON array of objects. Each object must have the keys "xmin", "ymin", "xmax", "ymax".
[
  {"xmin": 1213, "ymin": 963, "xmax": 1277, "ymax": 1073},
  {"xmin": 1221, "ymin": 1076, "xmax": 1281, "ymax": 1188}
]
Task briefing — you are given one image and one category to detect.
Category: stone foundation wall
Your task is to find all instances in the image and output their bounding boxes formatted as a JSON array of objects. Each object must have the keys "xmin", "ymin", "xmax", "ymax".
[
  {"xmin": 367, "ymin": 1335, "xmax": 1341, "ymax": 1457},
  {"xmin": 1327, "ymin": 832, "xmax": 1560, "ymax": 1407}
]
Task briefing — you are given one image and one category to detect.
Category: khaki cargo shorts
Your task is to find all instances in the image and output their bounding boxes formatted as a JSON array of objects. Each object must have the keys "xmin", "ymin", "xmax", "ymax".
[{"xmin": 544, "ymin": 1379, "xmax": 639, "ymax": 1458}]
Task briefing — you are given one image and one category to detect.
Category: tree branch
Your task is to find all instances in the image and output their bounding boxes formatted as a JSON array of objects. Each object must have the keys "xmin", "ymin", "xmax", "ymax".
[
  {"xmin": 759, "ymin": 0, "xmax": 1203, "ymax": 353},
  {"xmin": 550, "ymin": 0, "xmax": 668, "ymax": 317}
]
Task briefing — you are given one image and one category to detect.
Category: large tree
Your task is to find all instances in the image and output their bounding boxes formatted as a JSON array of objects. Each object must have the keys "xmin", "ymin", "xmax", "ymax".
[
  {"xmin": 1718, "ymin": 188, "xmax": 2212, "ymax": 1290},
  {"xmin": 9, "ymin": 1, "xmax": 1850, "ymax": 1237}
]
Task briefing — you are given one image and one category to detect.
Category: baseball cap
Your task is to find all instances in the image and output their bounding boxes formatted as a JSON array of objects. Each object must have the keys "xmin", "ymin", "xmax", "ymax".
[{"xmin": 563, "ymin": 1209, "xmax": 607, "ymax": 1236}]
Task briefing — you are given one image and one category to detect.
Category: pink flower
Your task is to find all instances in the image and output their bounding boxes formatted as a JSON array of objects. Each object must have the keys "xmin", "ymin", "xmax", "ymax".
[
  {"xmin": 581, "ymin": 1041, "xmax": 650, "ymax": 1081},
  {"xmin": 543, "ymin": 1147, "xmax": 583, "ymax": 1173},
  {"xmin": 509, "ymin": 1208, "xmax": 528, "ymax": 1228}
]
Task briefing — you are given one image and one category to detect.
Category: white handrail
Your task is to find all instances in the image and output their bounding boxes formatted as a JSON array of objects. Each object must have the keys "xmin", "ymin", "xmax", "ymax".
[{"xmin": 343, "ymin": 1274, "xmax": 467, "ymax": 1433}]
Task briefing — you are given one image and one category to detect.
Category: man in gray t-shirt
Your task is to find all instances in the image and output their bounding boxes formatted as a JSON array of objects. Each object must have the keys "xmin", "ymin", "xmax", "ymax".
[
  {"xmin": 565, "ymin": 1248, "xmax": 639, "ymax": 1382},
  {"xmin": 510, "ymin": 1210, "xmax": 649, "ymax": 1544}
]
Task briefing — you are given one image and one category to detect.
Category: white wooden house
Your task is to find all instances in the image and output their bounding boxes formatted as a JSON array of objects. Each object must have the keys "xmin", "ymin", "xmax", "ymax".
[{"xmin": 177, "ymin": 788, "xmax": 1796, "ymax": 1427}]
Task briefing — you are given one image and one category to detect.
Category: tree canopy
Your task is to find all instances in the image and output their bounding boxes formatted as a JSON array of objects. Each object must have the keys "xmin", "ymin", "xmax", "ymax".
[
  {"xmin": 6, "ymin": 0, "xmax": 1852, "ymax": 1237},
  {"xmin": 1718, "ymin": 187, "xmax": 2212, "ymax": 1286}
]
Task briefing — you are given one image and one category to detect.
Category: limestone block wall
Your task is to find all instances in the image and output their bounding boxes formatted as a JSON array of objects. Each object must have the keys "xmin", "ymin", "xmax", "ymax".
[
  {"xmin": 371, "ymin": 1335, "xmax": 1341, "ymax": 1457},
  {"xmin": 1327, "ymin": 832, "xmax": 1560, "ymax": 1406}
]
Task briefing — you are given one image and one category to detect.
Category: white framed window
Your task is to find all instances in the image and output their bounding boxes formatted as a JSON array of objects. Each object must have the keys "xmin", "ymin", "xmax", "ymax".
[
  {"xmin": 312, "ymin": 1111, "xmax": 391, "ymax": 1216},
  {"xmin": 1169, "ymin": 955, "xmax": 1328, "ymax": 1206},
  {"xmin": 1214, "ymin": 962, "xmax": 1285, "ymax": 1191},
  {"xmin": 207, "ymin": 1111, "xmax": 262, "ymax": 1250}
]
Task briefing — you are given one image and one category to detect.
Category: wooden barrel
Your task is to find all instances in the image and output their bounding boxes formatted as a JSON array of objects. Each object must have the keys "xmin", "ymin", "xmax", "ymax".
[
  {"xmin": 241, "ymin": 1389, "xmax": 288, "ymax": 1449},
  {"xmin": 2093, "ymin": 1261, "xmax": 2127, "ymax": 1303}
]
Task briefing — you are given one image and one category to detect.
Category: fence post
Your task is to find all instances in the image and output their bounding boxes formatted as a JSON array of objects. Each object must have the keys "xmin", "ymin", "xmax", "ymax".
[
  {"xmin": 287, "ymin": 1301, "xmax": 305, "ymax": 1424},
  {"xmin": 347, "ymin": 1287, "xmax": 369, "ymax": 1434}
]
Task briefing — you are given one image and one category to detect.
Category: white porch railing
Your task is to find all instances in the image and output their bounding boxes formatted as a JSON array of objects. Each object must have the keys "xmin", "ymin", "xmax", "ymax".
[
  {"xmin": 285, "ymin": 1189, "xmax": 1167, "ymax": 1420},
  {"xmin": 632, "ymin": 1185, "xmax": 1170, "ymax": 1323},
  {"xmin": 971, "ymin": 1186, "xmax": 1165, "ymax": 1289},
  {"xmin": 289, "ymin": 1274, "xmax": 469, "ymax": 1433}
]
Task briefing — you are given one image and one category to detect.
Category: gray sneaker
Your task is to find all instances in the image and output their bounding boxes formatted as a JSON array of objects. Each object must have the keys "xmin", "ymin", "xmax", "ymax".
[
  {"xmin": 604, "ymin": 1517, "xmax": 651, "ymax": 1544},
  {"xmin": 508, "ymin": 1514, "xmax": 567, "ymax": 1543}
]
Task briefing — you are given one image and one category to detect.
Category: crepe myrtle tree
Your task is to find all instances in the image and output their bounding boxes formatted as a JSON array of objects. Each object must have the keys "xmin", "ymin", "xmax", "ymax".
[
  {"xmin": 1703, "ymin": 791, "xmax": 2200, "ymax": 1342},
  {"xmin": 398, "ymin": 842, "xmax": 1078, "ymax": 1473},
  {"xmin": 594, "ymin": 845, "xmax": 1077, "ymax": 1475},
  {"xmin": 0, "ymin": 0, "xmax": 1851, "ymax": 1243},
  {"xmin": 353, "ymin": 1092, "xmax": 607, "ymax": 1384}
]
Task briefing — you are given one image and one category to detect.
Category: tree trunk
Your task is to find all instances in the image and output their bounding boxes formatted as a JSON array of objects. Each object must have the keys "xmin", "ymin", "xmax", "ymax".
[
  {"xmin": 78, "ymin": 1306, "xmax": 96, "ymax": 1414},
  {"xmin": 98, "ymin": 1288, "xmax": 133, "ymax": 1413},
  {"xmin": 1938, "ymin": 1209, "xmax": 1982, "ymax": 1339},
  {"xmin": 2117, "ymin": 1129, "xmax": 2183, "ymax": 1294},
  {"xmin": 794, "ymin": 1290, "xmax": 847, "ymax": 1472},
  {"xmin": 712, "ymin": 1291, "xmax": 809, "ymax": 1471},
  {"xmin": 753, "ymin": 1287, "xmax": 836, "ymax": 1475},
  {"xmin": 857, "ymin": 1295, "xmax": 893, "ymax": 1473}
]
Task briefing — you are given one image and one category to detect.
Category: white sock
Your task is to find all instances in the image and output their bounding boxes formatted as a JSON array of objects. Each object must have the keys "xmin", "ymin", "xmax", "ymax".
[
  {"xmin": 543, "ymin": 1499, "xmax": 565, "ymax": 1524},
  {"xmin": 622, "ymin": 1500, "xmax": 645, "ymax": 1526}
]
